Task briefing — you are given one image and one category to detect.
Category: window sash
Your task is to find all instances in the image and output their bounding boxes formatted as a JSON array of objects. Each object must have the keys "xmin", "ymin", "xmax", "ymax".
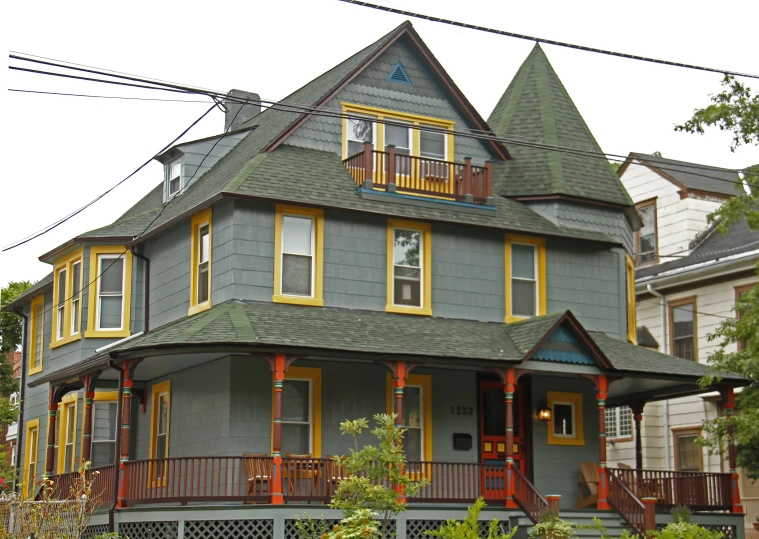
[
  {"xmin": 392, "ymin": 228, "xmax": 423, "ymax": 308},
  {"xmin": 281, "ymin": 215, "xmax": 315, "ymax": 297},
  {"xmin": 419, "ymin": 128, "xmax": 446, "ymax": 160},
  {"xmin": 197, "ymin": 223, "xmax": 210, "ymax": 304},
  {"xmin": 33, "ymin": 304, "xmax": 43, "ymax": 368},
  {"xmin": 637, "ymin": 204, "xmax": 657, "ymax": 263},
  {"xmin": 70, "ymin": 261, "xmax": 81, "ymax": 335},
  {"xmin": 64, "ymin": 405, "xmax": 76, "ymax": 473},
  {"xmin": 676, "ymin": 434, "xmax": 701, "ymax": 471},
  {"xmin": 400, "ymin": 385, "xmax": 424, "ymax": 461},
  {"xmin": 672, "ymin": 303, "xmax": 695, "ymax": 361},
  {"xmin": 56, "ymin": 268, "xmax": 67, "ymax": 339},
  {"xmin": 281, "ymin": 379, "xmax": 312, "ymax": 454},
  {"xmin": 96, "ymin": 255, "xmax": 125, "ymax": 331},
  {"xmin": 168, "ymin": 160, "xmax": 181, "ymax": 196},
  {"xmin": 552, "ymin": 402, "xmax": 576, "ymax": 438},
  {"xmin": 346, "ymin": 115, "xmax": 376, "ymax": 157},
  {"xmin": 511, "ymin": 243, "xmax": 538, "ymax": 317}
]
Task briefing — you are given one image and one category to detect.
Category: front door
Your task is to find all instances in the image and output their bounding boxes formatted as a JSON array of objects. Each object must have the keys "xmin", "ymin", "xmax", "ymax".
[{"xmin": 479, "ymin": 380, "xmax": 526, "ymax": 500}]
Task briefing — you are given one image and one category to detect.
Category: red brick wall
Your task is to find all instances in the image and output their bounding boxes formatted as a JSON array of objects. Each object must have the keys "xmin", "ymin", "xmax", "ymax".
[{"xmin": 1, "ymin": 352, "xmax": 22, "ymax": 464}]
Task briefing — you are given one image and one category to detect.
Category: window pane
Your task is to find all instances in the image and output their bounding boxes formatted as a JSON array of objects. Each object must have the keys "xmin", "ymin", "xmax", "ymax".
[
  {"xmin": 198, "ymin": 262, "xmax": 209, "ymax": 304},
  {"xmin": 34, "ymin": 306, "xmax": 43, "ymax": 367},
  {"xmin": 57, "ymin": 269, "xmax": 67, "ymax": 303},
  {"xmin": 403, "ymin": 427, "xmax": 422, "ymax": 461},
  {"xmin": 91, "ymin": 442, "xmax": 115, "ymax": 469},
  {"xmin": 386, "ymin": 124, "xmax": 410, "ymax": 151},
  {"xmin": 170, "ymin": 161, "xmax": 181, "ymax": 181},
  {"xmin": 605, "ymin": 407, "xmax": 617, "ymax": 438},
  {"xmin": 282, "ymin": 380, "xmax": 309, "ymax": 422},
  {"xmin": 394, "ymin": 277, "xmax": 420, "ymax": 306},
  {"xmin": 283, "ymin": 216, "xmax": 312, "ymax": 255},
  {"xmin": 553, "ymin": 403, "xmax": 574, "ymax": 436},
  {"xmin": 282, "ymin": 255, "xmax": 312, "ymax": 296},
  {"xmin": 677, "ymin": 435, "xmax": 700, "ymax": 471},
  {"xmin": 169, "ymin": 177, "xmax": 180, "ymax": 194},
  {"xmin": 483, "ymin": 387, "xmax": 506, "ymax": 437},
  {"xmin": 347, "ymin": 118, "xmax": 373, "ymax": 144},
  {"xmin": 638, "ymin": 205, "xmax": 656, "ymax": 262},
  {"xmin": 199, "ymin": 225, "xmax": 210, "ymax": 264},
  {"xmin": 394, "ymin": 230, "xmax": 420, "ymax": 267},
  {"xmin": 512, "ymin": 280, "xmax": 536, "ymax": 317},
  {"xmin": 156, "ymin": 433, "xmax": 166, "ymax": 460},
  {"xmin": 420, "ymin": 129, "xmax": 445, "ymax": 159},
  {"xmin": 619, "ymin": 406, "xmax": 632, "ymax": 437},
  {"xmin": 512, "ymin": 244, "xmax": 536, "ymax": 280},
  {"xmin": 282, "ymin": 424, "xmax": 310, "ymax": 455},
  {"xmin": 158, "ymin": 395, "xmax": 169, "ymax": 435},
  {"xmin": 99, "ymin": 296, "xmax": 123, "ymax": 329},
  {"xmin": 71, "ymin": 263, "xmax": 81, "ymax": 296},
  {"xmin": 93, "ymin": 402, "xmax": 117, "ymax": 442},
  {"xmin": 403, "ymin": 386, "xmax": 421, "ymax": 428},
  {"xmin": 672, "ymin": 304, "xmax": 695, "ymax": 360},
  {"xmin": 100, "ymin": 257, "xmax": 124, "ymax": 294}
]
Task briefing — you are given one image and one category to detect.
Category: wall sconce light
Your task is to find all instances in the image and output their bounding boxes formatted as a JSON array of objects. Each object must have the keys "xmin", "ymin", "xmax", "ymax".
[{"xmin": 537, "ymin": 396, "xmax": 552, "ymax": 422}]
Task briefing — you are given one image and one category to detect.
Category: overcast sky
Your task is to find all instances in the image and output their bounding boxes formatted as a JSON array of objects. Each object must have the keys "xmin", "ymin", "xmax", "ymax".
[{"xmin": 3, "ymin": 0, "xmax": 758, "ymax": 289}]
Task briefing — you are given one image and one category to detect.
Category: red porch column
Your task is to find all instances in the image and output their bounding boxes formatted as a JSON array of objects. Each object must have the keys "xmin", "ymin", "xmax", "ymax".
[
  {"xmin": 596, "ymin": 375, "xmax": 610, "ymax": 510},
  {"xmin": 504, "ymin": 368, "xmax": 518, "ymax": 509},
  {"xmin": 723, "ymin": 388, "xmax": 742, "ymax": 514},
  {"xmin": 546, "ymin": 494, "xmax": 561, "ymax": 515},
  {"xmin": 117, "ymin": 360, "xmax": 137, "ymax": 508},
  {"xmin": 390, "ymin": 360, "xmax": 409, "ymax": 503},
  {"xmin": 270, "ymin": 353, "xmax": 288, "ymax": 505},
  {"xmin": 45, "ymin": 387, "xmax": 60, "ymax": 476},
  {"xmin": 632, "ymin": 400, "xmax": 645, "ymax": 472},
  {"xmin": 81, "ymin": 374, "xmax": 98, "ymax": 464},
  {"xmin": 642, "ymin": 497, "xmax": 657, "ymax": 538}
]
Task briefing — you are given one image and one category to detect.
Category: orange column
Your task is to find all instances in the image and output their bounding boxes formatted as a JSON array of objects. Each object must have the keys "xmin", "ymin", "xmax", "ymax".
[
  {"xmin": 81, "ymin": 375, "xmax": 96, "ymax": 464},
  {"xmin": 596, "ymin": 375, "xmax": 610, "ymax": 510},
  {"xmin": 270, "ymin": 353, "xmax": 287, "ymax": 505},
  {"xmin": 117, "ymin": 361, "xmax": 135, "ymax": 508},
  {"xmin": 724, "ymin": 388, "xmax": 742, "ymax": 514},
  {"xmin": 392, "ymin": 360, "xmax": 408, "ymax": 503},
  {"xmin": 45, "ymin": 388, "xmax": 59, "ymax": 476},
  {"xmin": 504, "ymin": 368, "xmax": 518, "ymax": 508}
]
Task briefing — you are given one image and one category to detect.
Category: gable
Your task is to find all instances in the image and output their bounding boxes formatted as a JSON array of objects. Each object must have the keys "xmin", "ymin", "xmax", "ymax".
[
  {"xmin": 285, "ymin": 38, "xmax": 493, "ymax": 166},
  {"xmin": 532, "ymin": 324, "xmax": 596, "ymax": 365}
]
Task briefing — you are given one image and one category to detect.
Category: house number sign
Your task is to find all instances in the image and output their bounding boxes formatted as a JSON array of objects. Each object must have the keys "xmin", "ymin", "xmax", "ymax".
[{"xmin": 450, "ymin": 406, "xmax": 473, "ymax": 415}]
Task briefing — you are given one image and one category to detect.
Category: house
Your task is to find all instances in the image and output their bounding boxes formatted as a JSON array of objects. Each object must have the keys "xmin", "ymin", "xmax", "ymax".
[
  {"xmin": 1, "ymin": 351, "xmax": 21, "ymax": 469},
  {"xmin": 3, "ymin": 22, "xmax": 748, "ymax": 539},
  {"xmin": 616, "ymin": 152, "xmax": 759, "ymax": 534}
]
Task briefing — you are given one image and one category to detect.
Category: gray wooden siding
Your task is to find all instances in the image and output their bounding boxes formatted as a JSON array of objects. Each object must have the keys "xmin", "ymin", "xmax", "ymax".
[
  {"xmin": 530, "ymin": 376, "xmax": 599, "ymax": 509},
  {"xmin": 287, "ymin": 41, "xmax": 492, "ymax": 165},
  {"xmin": 144, "ymin": 221, "xmax": 192, "ymax": 329},
  {"xmin": 177, "ymin": 132, "xmax": 247, "ymax": 195},
  {"xmin": 227, "ymin": 199, "xmax": 275, "ymax": 303},
  {"xmin": 229, "ymin": 356, "xmax": 272, "ymax": 455}
]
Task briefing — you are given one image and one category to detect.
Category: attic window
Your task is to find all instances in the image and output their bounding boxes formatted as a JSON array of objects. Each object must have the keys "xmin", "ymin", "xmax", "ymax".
[
  {"xmin": 167, "ymin": 160, "xmax": 182, "ymax": 198},
  {"xmin": 387, "ymin": 62, "xmax": 412, "ymax": 85}
]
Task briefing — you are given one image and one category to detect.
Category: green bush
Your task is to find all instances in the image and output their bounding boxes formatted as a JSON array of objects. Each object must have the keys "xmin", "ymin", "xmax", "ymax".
[
  {"xmin": 424, "ymin": 497, "xmax": 517, "ymax": 539},
  {"xmin": 528, "ymin": 510, "xmax": 576, "ymax": 539},
  {"xmin": 651, "ymin": 521, "xmax": 723, "ymax": 539}
]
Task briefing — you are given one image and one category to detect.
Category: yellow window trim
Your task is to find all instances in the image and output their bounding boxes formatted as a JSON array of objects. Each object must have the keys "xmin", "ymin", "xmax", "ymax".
[
  {"xmin": 77, "ymin": 391, "xmax": 119, "ymax": 466},
  {"xmin": 547, "ymin": 391, "xmax": 585, "ymax": 446},
  {"xmin": 24, "ymin": 418, "xmax": 40, "ymax": 499},
  {"xmin": 271, "ymin": 366, "xmax": 322, "ymax": 458},
  {"xmin": 29, "ymin": 294, "xmax": 45, "ymax": 375},
  {"xmin": 341, "ymin": 102, "xmax": 455, "ymax": 161},
  {"xmin": 189, "ymin": 208, "xmax": 213, "ymax": 316},
  {"xmin": 386, "ymin": 219, "xmax": 432, "ymax": 316},
  {"xmin": 626, "ymin": 255, "xmax": 637, "ymax": 345},
  {"xmin": 57, "ymin": 392, "xmax": 79, "ymax": 474},
  {"xmin": 385, "ymin": 372, "xmax": 433, "ymax": 462},
  {"xmin": 149, "ymin": 380, "xmax": 171, "ymax": 486},
  {"xmin": 273, "ymin": 205, "xmax": 324, "ymax": 307},
  {"xmin": 84, "ymin": 246, "xmax": 133, "ymax": 339},
  {"xmin": 50, "ymin": 248, "xmax": 84, "ymax": 348},
  {"xmin": 505, "ymin": 235, "xmax": 547, "ymax": 323}
]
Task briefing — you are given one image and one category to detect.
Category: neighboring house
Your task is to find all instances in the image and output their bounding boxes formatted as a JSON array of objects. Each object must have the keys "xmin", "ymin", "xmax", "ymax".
[
  {"xmin": 616, "ymin": 152, "xmax": 759, "ymax": 533},
  {"xmin": 3, "ymin": 23, "xmax": 747, "ymax": 539},
  {"xmin": 1, "ymin": 351, "xmax": 22, "ymax": 466}
]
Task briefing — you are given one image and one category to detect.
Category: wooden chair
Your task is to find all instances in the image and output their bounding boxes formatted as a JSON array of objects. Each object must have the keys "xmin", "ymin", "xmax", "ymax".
[
  {"xmin": 243, "ymin": 453, "xmax": 271, "ymax": 503},
  {"xmin": 618, "ymin": 463, "xmax": 632, "ymax": 470},
  {"xmin": 575, "ymin": 461, "xmax": 600, "ymax": 509},
  {"xmin": 284, "ymin": 453, "xmax": 316, "ymax": 497}
]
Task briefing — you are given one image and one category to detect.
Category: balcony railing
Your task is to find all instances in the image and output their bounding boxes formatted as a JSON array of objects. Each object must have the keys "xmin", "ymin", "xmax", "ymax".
[
  {"xmin": 344, "ymin": 143, "xmax": 493, "ymax": 205},
  {"xmin": 46, "ymin": 464, "xmax": 116, "ymax": 506}
]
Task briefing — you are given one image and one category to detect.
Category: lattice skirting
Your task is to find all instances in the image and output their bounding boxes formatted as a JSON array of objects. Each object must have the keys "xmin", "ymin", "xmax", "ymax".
[
  {"xmin": 119, "ymin": 521, "xmax": 179, "ymax": 539},
  {"xmin": 82, "ymin": 523, "xmax": 110, "ymax": 539},
  {"xmin": 184, "ymin": 519, "xmax": 274, "ymax": 539},
  {"xmin": 407, "ymin": 519, "xmax": 510, "ymax": 539}
]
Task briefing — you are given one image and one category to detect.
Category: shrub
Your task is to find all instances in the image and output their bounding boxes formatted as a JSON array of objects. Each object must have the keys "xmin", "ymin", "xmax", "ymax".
[
  {"xmin": 651, "ymin": 521, "xmax": 723, "ymax": 539},
  {"xmin": 528, "ymin": 510, "xmax": 576, "ymax": 539},
  {"xmin": 424, "ymin": 497, "xmax": 517, "ymax": 539}
]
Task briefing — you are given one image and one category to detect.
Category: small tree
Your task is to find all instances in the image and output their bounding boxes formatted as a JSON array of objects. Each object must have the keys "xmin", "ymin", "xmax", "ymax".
[{"xmin": 425, "ymin": 497, "xmax": 517, "ymax": 539}]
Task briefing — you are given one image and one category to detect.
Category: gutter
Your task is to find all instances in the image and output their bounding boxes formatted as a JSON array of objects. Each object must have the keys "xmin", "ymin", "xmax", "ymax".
[
  {"xmin": 12, "ymin": 308, "xmax": 28, "ymax": 494},
  {"xmin": 636, "ymin": 249, "xmax": 759, "ymax": 291},
  {"xmin": 646, "ymin": 284, "xmax": 671, "ymax": 469},
  {"xmin": 130, "ymin": 246, "xmax": 150, "ymax": 333},
  {"xmin": 108, "ymin": 359, "xmax": 124, "ymax": 533}
]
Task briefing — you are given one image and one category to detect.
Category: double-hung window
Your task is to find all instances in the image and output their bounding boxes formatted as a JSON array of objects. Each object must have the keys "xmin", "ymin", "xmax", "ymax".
[
  {"xmin": 505, "ymin": 236, "xmax": 546, "ymax": 322},
  {"xmin": 420, "ymin": 126, "xmax": 448, "ymax": 179},
  {"xmin": 277, "ymin": 367, "xmax": 322, "ymax": 457},
  {"xmin": 51, "ymin": 249, "xmax": 84, "ymax": 348},
  {"xmin": 605, "ymin": 406, "xmax": 632, "ymax": 439},
  {"xmin": 92, "ymin": 400, "xmax": 118, "ymax": 468},
  {"xmin": 626, "ymin": 255, "xmax": 637, "ymax": 344},
  {"xmin": 273, "ymin": 206, "xmax": 324, "ymax": 307},
  {"xmin": 670, "ymin": 298, "xmax": 697, "ymax": 361},
  {"xmin": 386, "ymin": 220, "xmax": 432, "ymax": 315},
  {"xmin": 86, "ymin": 247, "xmax": 132, "ymax": 338},
  {"xmin": 385, "ymin": 122, "xmax": 412, "ymax": 175},
  {"xmin": 149, "ymin": 381, "xmax": 171, "ymax": 483},
  {"xmin": 58, "ymin": 396, "xmax": 78, "ymax": 474},
  {"xmin": 24, "ymin": 419, "xmax": 39, "ymax": 499},
  {"xmin": 346, "ymin": 115, "xmax": 375, "ymax": 157},
  {"xmin": 635, "ymin": 200, "xmax": 657, "ymax": 265},
  {"xmin": 385, "ymin": 373, "xmax": 432, "ymax": 461},
  {"xmin": 29, "ymin": 294, "xmax": 44, "ymax": 374},
  {"xmin": 167, "ymin": 159, "xmax": 182, "ymax": 199},
  {"xmin": 674, "ymin": 428, "xmax": 702, "ymax": 472},
  {"xmin": 189, "ymin": 209, "xmax": 212, "ymax": 315}
]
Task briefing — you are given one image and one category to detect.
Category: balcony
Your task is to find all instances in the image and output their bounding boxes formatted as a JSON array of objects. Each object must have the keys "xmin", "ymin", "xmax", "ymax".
[{"xmin": 344, "ymin": 143, "xmax": 493, "ymax": 205}]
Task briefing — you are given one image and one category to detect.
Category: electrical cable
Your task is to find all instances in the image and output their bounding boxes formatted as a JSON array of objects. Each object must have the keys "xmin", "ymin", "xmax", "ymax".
[
  {"xmin": 336, "ymin": 0, "xmax": 759, "ymax": 80},
  {"xmin": 8, "ymin": 88, "xmax": 212, "ymax": 103}
]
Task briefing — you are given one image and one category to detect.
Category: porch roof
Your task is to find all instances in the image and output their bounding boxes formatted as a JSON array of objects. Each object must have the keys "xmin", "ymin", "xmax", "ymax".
[{"xmin": 29, "ymin": 300, "xmax": 744, "ymax": 390}]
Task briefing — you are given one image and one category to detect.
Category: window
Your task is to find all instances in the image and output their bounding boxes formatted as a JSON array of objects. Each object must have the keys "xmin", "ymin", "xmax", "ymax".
[
  {"xmin": 346, "ymin": 115, "xmax": 375, "ymax": 157},
  {"xmin": 273, "ymin": 205, "xmax": 324, "ymax": 307},
  {"xmin": 91, "ymin": 396, "xmax": 118, "ymax": 469},
  {"xmin": 149, "ymin": 381, "xmax": 171, "ymax": 483},
  {"xmin": 420, "ymin": 126, "xmax": 448, "ymax": 179},
  {"xmin": 189, "ymin": 208, "xmax": 212, "ymax": 315},
  {"xmin": 275, "ymin": 366, "xmax": 322, "ymax": 457},
  {"xmin": 505, "ymin": 235, "xmax": 546, "ymax": 322},
  {"xmin": 167, "ymin": 159, "xmax": 182, "ymax": 198},
  {"xmin": 385, "ymin": 373, "xmax": 433, "ymax": 462},
  {"xmin": 86, "ymin": 246, "xmax": 132, "ymax": 338},
  {"xmin": 605, "ymin": 406, "xmax": 632, "ymax": 439},
  {"xmin": 635, "ymin": 200, "xmax": 657, "ymax": 265},
  {"xmin": 51, "ymin": 249, "xmax": 84, "ymax": 348},
  {"xmin": 29, "ymin": 294, "xmax": 44, "ymax": 374},
  {"xmin": 24, "ymin": 418, "xmax": 39, "ymax": 499},
  {"xmin": 58, "ymin": 394, "xmax": 78, "ymax": 474},
  {"xmin": 670, "ymin": 298, "xmax": 697, "ymax": 361},
  {"xmin": 735, "ymin": 284, "xmax": 755, "ymax": 350},
  {"xmin": 386, "ymin": 220, "xmax": 432, "ymax": 315},
  {"xmin": 626, "ymin": 255, "xmax": 637, "ymax": 344},
  {"xmin": 674, "ymin": 428, "xmax": 702, "ymax": 472},
  {"xmin": 547, "ymin": 391, "xmax": 584, "ymax": 446}
]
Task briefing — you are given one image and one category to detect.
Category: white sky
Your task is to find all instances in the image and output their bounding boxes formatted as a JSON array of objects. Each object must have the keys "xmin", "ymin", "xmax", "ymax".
[{"xmin": 2, "ymin": 0, "xmax": 758, "ymax": 289}]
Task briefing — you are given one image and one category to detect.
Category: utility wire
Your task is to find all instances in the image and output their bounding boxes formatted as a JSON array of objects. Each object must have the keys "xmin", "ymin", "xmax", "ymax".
[
  {"xmin": 8, "ymin": 88, "xmax": 212, "ymax": 103},
  {"xmin": 337, "ymin": 0, "xmax": 759, "ymax": 80}
]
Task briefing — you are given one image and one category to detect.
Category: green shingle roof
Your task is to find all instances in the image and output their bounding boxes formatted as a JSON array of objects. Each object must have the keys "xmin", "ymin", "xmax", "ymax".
[{"xmin": 488, "ymin": 44, "xmax": 632, "ymax": 207}]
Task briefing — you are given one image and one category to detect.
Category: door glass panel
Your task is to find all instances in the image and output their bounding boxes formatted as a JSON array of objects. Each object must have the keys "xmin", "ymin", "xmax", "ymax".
[{"xmin": 483, "ymin": 387, "xmax": 505, "ymax": 437}]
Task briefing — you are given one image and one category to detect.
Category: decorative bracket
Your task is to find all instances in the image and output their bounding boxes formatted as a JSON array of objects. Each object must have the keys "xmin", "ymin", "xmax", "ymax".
[
  {"xmin": 132, "ymin": 388, "xmax": 147, "ymax": 413},
  {"xmin": 380, "ymin": 360, "xmax": 418, "ymax": 389},
  {"xmin": 81, "ymin": 371, "xmax": 102, "ymax": 393},
  {"xmin": 491, "ymin": 368, "xmax": 530, "ymax": 390}
]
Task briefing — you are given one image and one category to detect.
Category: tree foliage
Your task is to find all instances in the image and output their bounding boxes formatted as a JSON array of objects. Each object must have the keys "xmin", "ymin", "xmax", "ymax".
[{"xmin": 0, "ymin": 281, "xmax": 32, "ymax": 396}]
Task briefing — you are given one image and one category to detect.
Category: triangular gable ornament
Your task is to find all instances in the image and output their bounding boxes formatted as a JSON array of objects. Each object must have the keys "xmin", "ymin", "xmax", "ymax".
[{"xmin": 387, "ymin": 61, "xmax": 412, "ymax": 85}]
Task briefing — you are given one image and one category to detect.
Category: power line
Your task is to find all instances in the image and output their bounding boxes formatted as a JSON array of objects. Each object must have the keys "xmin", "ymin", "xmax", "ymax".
[
  {"xmin": 337, "ymin": 0, "xmax": 759, "ymax": 80},
  {"xmin": 8, "ymin": 88, "xmax": 212, "ymax": 103}
]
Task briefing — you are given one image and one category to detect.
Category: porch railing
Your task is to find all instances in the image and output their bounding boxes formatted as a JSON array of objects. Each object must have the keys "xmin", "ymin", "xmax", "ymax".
[
  {"xmin": 608, "ymin": 468, "xmax": 733, "ymax": 511},
  {"xmin": 343, "ymin": 145, "xmax": 493, "ymax": 204},
  {"xmin": 743, "ymin": 497, "xmax": 759, "ymax": 532},
  {"xmin": 513, "ymin": 465, "xmax": 549, "ymax": 524},
  {"xmin": 46, "ymin": 465, "xmax": 116, "ymax": 506},
  {"xmin": 608, "ymin": 469, "xmax": 647, "ymax": 536}
]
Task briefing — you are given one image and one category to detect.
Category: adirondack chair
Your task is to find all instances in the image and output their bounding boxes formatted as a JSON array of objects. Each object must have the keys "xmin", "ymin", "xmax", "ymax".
[
  {"xmin": 575, "ymin": 461, "xmax": 600, "ymax": 509},
  {"xmin": 244, "ymin": 453, "xmax": 271, "ymax": 503}
]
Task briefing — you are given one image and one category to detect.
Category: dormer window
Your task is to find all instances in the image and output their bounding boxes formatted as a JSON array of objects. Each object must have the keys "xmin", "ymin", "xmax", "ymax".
[{"xmin": 167, "ymin": 159, "xmax": 182, "ymax": 198}]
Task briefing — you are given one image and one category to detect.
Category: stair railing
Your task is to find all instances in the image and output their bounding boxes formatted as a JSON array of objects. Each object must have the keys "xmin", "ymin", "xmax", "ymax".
[
  {"xmin": 512, "ymin": 465, "xmax": 549, "ymax": 524},
  {"xmin": 608, "ymin": 468, "xmax": 646, "ymax": 536}
]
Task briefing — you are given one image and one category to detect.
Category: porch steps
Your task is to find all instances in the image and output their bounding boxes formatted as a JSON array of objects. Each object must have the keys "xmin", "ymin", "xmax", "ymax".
[{"xmin": 510, "ymin": 511, "xmax": 631, "ymax": 539}]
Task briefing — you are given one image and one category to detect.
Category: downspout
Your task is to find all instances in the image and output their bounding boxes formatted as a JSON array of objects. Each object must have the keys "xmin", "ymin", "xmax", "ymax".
[
  {"xmin": 130, "ymin": 247, "xmax": 150, "ymax": 333},
  {"xmin": 108, "ymin": 359, "xmax": 124, "ymax": 533},
  {"xmin": 647, "ymin": 283, "xmax": 671, "ymax": 469},
  {"xmin": 12, "ymin": 308, "xmax": 28, "ymax": 493}
]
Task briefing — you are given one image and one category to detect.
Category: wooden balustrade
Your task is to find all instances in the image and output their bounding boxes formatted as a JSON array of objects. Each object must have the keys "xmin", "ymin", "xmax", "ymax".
[
  {"xmin": 512, "ymin": 465, "xmax": 549, "ymax": 524},
  {"xmin": 608, "ymin": 470, "xmax": 647, "ymax": 536},
  {"xmin": 45, "ymin": 464, "xmax": 116, "ymax": 505},
  {"xmin": 343, "ymin": 148, "xmax": 492, "ymax": 204}
]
